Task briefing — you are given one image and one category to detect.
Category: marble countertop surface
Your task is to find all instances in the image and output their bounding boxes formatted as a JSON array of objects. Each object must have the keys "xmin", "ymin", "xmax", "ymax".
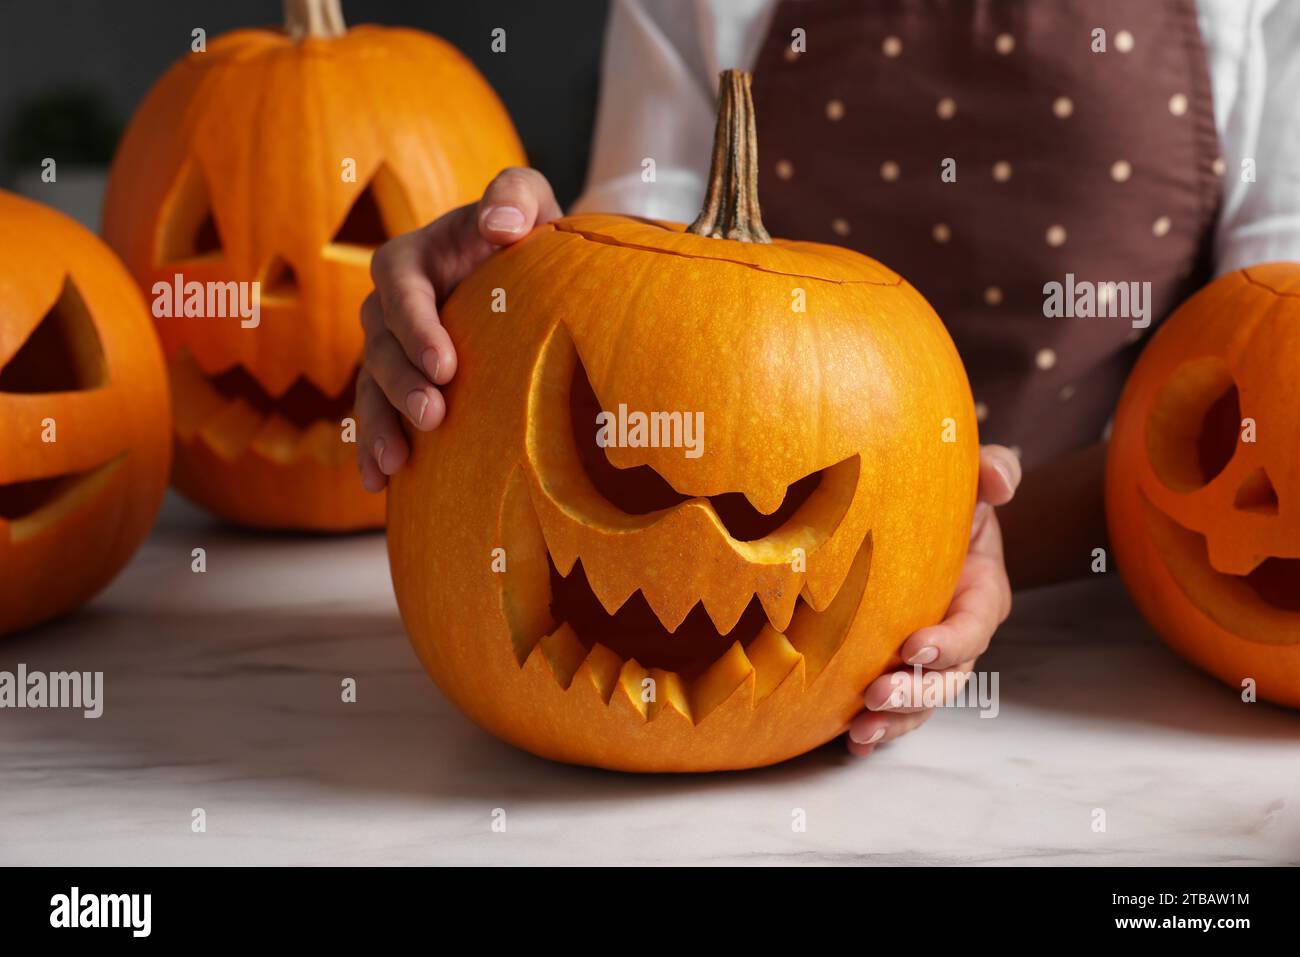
[{"xmin": 2, "ymin": 492, "xmax": 1297, "ymax": 866}]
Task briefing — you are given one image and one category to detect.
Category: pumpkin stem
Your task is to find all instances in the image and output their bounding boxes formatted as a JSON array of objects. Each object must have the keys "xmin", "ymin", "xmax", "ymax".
[
  {"xmin": 284, "ymin": 0, "xmax": 346, "ymax": 39},
  {"xmin": 687, "ymin": 70, "xmax": 771, "ymax": 243}
]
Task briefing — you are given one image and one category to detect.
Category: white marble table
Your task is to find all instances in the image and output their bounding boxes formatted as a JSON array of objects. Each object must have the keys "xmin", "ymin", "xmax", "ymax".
[{"xmin": 2, "ymin": 492, "xmax": 1297, "ymax": 866}]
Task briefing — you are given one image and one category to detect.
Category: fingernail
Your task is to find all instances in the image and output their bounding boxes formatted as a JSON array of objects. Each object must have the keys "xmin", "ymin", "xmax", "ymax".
[
  {"xmin": 421, "ymin": 347, "xmax": 440, "ymax": 383},
  {"xmin": 374, "ymin": 438, "xmax": 386, "ymax": 473},
  {"xmin": 406, "ymin": 390, "xmax": 429, "ymax": 427},
  {"xmin": 906, "ymin": 645, "xmax": 939, "ymax": 665},
  {"xmin": 850, "ymin": 725, "xmax": 886, "ymax": 745},
  {"xmin": 993, "ymin": 459, "xmax": 1014, "ymax": 489},
  {"xmin": 482, "ymin": 205, "xmax": 526, "ymax": 234}
]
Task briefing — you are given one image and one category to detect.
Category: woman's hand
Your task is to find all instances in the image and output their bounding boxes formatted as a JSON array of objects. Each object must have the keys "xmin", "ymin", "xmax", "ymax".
[
  {"xmin": 846, "ymin": 445, "xmax": 1023, "ymax": 756},
  {"xmin": 356, "ymin": 167, "xmax": 562, "ymax": 491}
]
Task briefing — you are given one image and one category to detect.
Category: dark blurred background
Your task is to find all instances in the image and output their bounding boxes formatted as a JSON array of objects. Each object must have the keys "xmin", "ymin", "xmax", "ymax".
[{"xmin": 0, "ymin": 0, "xmax": 610, "ymax": 223}]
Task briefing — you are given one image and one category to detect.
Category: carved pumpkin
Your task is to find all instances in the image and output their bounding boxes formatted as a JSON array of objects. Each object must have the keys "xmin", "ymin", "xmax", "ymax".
[
  {"xmin": 388, "ymin": 72, "xmax": 979, "ymax": 771},
  {"xmin": 102, "ymin": 0, "xmax": 524, "ymax": 530},
  {"xmin": 0, "ymin": 190, "xmax": 170, "ymax": 636},
  {"xmin": 1107, "ymin": 264, "xmax": 1300, "ymax": 708}
]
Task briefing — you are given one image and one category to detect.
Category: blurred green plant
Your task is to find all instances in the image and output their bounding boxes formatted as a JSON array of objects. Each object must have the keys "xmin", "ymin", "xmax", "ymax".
[{"xmin": 4, "ymin": 89, "xmax": 120, "ymax": 167}]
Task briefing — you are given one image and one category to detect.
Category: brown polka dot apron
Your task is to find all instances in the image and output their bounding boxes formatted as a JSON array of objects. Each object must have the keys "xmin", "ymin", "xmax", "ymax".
[{"xmin": 752, "ymin": 0, "xmax": 1223, "ymax": 468}]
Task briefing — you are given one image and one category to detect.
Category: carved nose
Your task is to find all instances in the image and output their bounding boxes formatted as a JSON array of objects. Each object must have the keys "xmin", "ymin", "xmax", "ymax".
[
  {"xmin": 1234, "ymin": 467, "xmax": 1279, "ymax": 515},
  {"xmin": 260, "ymin": 255, "xmax": 299, "ymax": 299}
]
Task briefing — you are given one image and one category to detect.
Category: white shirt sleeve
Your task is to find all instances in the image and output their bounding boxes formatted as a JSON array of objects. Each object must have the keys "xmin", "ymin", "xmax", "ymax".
[
  {"xmin": 1201, "ymin": 0, "xmax": 1300, "ymax": 273},
  {"xmin": 576, "ymin": 0, "xmax": 1300, "ymax": 271},
  {"xmin": 570, "ymin": 0, "xmax": 777, "ymax": 221}
]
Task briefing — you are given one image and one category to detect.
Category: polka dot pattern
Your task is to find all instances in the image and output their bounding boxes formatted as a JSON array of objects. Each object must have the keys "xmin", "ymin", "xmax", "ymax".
[{"xmin": 753, "ymin": 0, "xmax": 1224, "ymax": 466}]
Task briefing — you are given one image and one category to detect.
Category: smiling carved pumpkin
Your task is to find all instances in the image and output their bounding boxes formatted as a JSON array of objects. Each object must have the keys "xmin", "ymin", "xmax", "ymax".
[
  {"xmin": 102, "ymin": 0, "xmax": 524, "ymax": 530},
  {"xmin": 388, "ymin": 73, "xmax": 979, "ymax": 771},
  {"xmin": 0, "ymin": 191, "xmax": 170, "ymax": 636},
  {"xmin": 1107, "ymin": 264, "xmax": 1300, "ymax": 708}
]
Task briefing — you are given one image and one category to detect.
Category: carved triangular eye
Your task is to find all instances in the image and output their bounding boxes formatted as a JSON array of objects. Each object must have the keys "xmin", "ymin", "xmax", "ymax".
[
  {"xmin": 332, "ymin": 180, "xmax": 387, "ymax": 247},
  {"xmin": 327, "ymin": 163, "xmax": 417, "ymax": 251},
  {"xmin": 566, "ymin": 347, "xmax": 823, "ymax": 541},
  {"xmin": 0, "ymin": 276, "xmax": 107, "ymax": 394},
  {"xmin": 157, "ymin": 161, "xmax": 224, "ymax": 262}
]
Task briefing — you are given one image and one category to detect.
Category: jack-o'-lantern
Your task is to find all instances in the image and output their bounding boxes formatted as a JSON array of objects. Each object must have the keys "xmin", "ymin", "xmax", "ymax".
[
  {"xmin": 1107, "ymin": 264, "xmax": 1300, "ymax": 708},
  {"xmin": 103, "ymin": 0, "xmax": 524, "ymax": 530},
  {"xmin": 388, "ymin": 72, "xmax": 979, "ymax": 771},
  {"xmin": 0, "ymin": 190, "xmax": 170, "ymax": 636}
]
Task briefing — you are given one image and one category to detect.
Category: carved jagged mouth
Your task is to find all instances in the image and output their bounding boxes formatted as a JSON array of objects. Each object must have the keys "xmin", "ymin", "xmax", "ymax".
[
  {"xmin": 168, "ymin": 352, "xmax": 357, "ymax": 464},
  {"xmin": 1141, "ymin": 493, "xmax": 1300, "ymax": 644},
  {"xmin": 0, "ymin": 455, "xmax": 125, "ymax": 544},
  {"xmin": 502, "ymin": 469, "xmax": 874, "ymax": 724}
]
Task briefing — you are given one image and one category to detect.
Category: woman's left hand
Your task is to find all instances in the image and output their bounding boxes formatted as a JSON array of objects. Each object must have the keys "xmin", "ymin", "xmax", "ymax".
[{"xmin": 846, "ymin": 445, "xmax": 1023, "ymax": 756}]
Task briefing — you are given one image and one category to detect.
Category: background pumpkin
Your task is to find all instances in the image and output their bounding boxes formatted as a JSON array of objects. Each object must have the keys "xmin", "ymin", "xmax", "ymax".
[
  {"xmin": 102, "ymin": 0, "xmax": 525, "ymax": 530},
  {"xmin": 387, "ymin": 72, "xmax": 979, "ymax": 772},
  {"xmin": 0, "ymin": 190, "xmax": 171, "ymax": 636},
  {"xmin": 1106, "ymin": 263, "xmax": 1300, "ymax": 708}
]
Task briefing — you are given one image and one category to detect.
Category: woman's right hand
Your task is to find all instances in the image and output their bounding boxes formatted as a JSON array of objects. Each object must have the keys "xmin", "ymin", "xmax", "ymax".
[{"xmin": 357, "ymin": 167, "xmax": 562, "ymax": 492}]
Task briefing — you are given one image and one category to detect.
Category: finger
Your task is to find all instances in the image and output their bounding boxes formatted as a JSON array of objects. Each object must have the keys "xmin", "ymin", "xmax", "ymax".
[
  {"xmin": 978, "ymin": 444, "xmax": 1022, "ymax": 506},
  {"xmin": 368, "ymin": 239, "xmax": 452, "ymax": 385},
  {"xmin": 901, "ymin": 551, "xmax": 1010, "ymax": 667},
  {"xmin": 362, "ymin": 297, "xmax": 445, "ymax": 431},
  {"xmin": 358, "ymin": 444, "xmax": 386, "ymax": 494},
  {"xmin": 355, "ymin": 369, "xmax": 409, "ymax": 480},
  {"xmin": 863, "ymin": 669, "xmax": 935, "ymax": 713},
  {"xmin": 847, "ymin": 708, "xmax": 934, "ymax": 751},
  {"xmin": 864, "ymin": 660, "xmax": 976, "ymax": 712},
  {"xmin": 476, "ymin": 167, "xmax": 563, "ymax": 246}
]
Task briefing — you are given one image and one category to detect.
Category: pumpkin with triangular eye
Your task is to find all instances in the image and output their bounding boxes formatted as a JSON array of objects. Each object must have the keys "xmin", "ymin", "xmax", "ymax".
[
  {"xmin": 0, "ymin": 190, "xmax": 171, "ymax": 636},
  {"xmin": 387, "ymin": 73, "xmax": 979, "ymax": 771},
  {"xmin": 103, "ymin": 0, "xmax": 524, "ymax": 530},
  {"xmin": 1107, "ymin": 264, "xmax": 1300, "ymax": 708}
]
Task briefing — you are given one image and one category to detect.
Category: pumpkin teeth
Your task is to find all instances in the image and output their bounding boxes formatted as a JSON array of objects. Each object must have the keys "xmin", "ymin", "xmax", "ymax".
[
  {"xmin": 699, "ymin": 585, "xmax": 755, "ymax": 636},
  {"xmin": 637, "ymin": 578, "xmax": 700, "ymax": 633},
  {"xmin": 168, "ymin": 353, "xmax": 357, "ymax": 465},
  {"xmin": 692, "ymin": 642, "xmax": 755, "ymax": 722},
  {"xmin": 535, "ymin": 623, "xmax": 587, "ymax": 690},
  {"xmin": 197, "ymin": 397, "xmax": 264, "ymax": 460},
  {"xmin": 755, "ymin": 579, "xmax": 802, "ymax": 633},
  {"xmin": 646, "ymin": 668, "xmax": 693, "ymax": 723},
  {"xmin": 742, "ymin": 486, "xmax": 788, "ymax": 517},
  {"xmin": 747, "ymin": 626, "xmax": 805, "ymax": 703},
  {"xmin": 612, "ymin": 659, "xmax": 651, "ymax": 720},
  {"xmin": 573, "ymin": 642, "xmax": 623, "ymax": 704},
  {"xmin": 578, "ymin": 555, "xmax": 640, "ymax": 617}
]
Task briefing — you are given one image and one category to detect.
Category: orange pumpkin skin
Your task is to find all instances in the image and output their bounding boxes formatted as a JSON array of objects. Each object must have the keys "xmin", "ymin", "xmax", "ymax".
[
  {"xmin": 387, "ymin": 214, "xmax": 979, "ymax": 771},
  {"xmin": 1106, "ymin": 264, "xmax": 1300, "ymax": 708},
  {"xmin": 103, "ymin": 19, "xmax": 525, "ymax": 530},
  {"xmin": 0, "ymin": 191, "xmax": 171, "ymax": 636}
]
